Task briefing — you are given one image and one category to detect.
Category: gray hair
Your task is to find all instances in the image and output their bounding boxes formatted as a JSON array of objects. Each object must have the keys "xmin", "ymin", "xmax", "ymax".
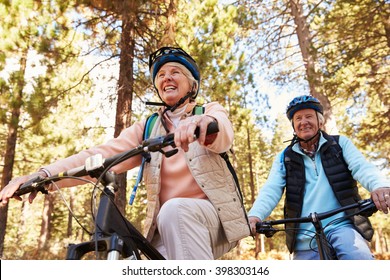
[{"xmin": 317, "ymin": 112, "xmax": 325, "ymax": 130}]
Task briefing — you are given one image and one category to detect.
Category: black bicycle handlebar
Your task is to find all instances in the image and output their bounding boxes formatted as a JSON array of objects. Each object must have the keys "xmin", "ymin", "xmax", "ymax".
[
  {"xmin": 256, "ymin": 198, "xmax": 378, "ymax": 237},
  {"xmin": 13, "ymin": 175, "xmax": 49, "ymax": 197},
  {"xmin": 14, "ymin": 122, "xmax": 219, "ymax": 197}
]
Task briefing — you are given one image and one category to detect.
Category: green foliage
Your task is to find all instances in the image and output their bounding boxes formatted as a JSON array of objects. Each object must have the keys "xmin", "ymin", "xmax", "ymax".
[
  {"xmin": 174, "ymin": 0, "xmax": 245, "ymax": 105},
  {"xmin": 0, "ymin": 0, "xmax": 106, "ymax": 259},
  {"xmin": 312, "ymin": 0, "xmax": 389, "ymax": 165},
  {"xmin": 1, "ymin": 0, "xmax": 389, "ymax": 260},
  {"xmin": 125, "ymin": 178, "xmax": 148, "ymax": 233}
]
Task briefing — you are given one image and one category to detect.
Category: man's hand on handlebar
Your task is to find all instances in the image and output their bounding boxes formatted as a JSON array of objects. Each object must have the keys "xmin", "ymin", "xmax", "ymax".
[
  {"xmin": 0, "ymin": 171, "xmax": 47, "ymax": 206},
  {"xmin": 371, "ymin": 187, "xmax": 390, "ymax": 214},
  {"xmin": 248, "ymin": 216, "xmax": 262, "ymax": 235},
  {"xmin": 174, "ymin": 115, "xmax": 218, "ymax": 152}
]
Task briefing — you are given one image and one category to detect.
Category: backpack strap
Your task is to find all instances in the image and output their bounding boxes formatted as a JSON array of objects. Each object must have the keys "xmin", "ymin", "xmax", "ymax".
[
  {"xmin": 191, "ymin": 106, "xmax": 242, "ymax": 193},
  {"xmin": 192, "ymin": 105, "xmax": 205, "ymax": 115},
  {"xmin": 143, "ymin": 113, "xmax": 159, "ymax": 140},
  {"xmin": 129, "ymin": 113, "xmax": 158, "ymax": 205},
  {"xmin": 130, "ymin": 108, "xmax": 203, "ymax": 205},
  {"xmin": 220, "ymin": 151, "xmax": 241, "ymax": 192},
  {"xmin": 194, "ymin": 104, "xmax": 250, "ymax": 231}
]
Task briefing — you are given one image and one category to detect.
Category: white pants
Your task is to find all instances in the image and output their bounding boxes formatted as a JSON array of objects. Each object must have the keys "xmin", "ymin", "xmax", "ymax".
[{"xmin": 151, "ymin": 198, "xmax": 236, "ymax": 260}]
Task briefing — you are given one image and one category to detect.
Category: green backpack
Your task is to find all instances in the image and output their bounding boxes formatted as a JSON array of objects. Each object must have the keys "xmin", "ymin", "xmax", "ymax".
[{"xmin": 128, "ymin": 105, "xmax": 242, "ymax": 206}]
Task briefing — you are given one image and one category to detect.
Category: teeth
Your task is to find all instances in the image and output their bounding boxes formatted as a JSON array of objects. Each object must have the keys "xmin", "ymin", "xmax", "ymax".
[{"xmin": 165, "ymin": 86, "xmax": 176, "ymax": 91}]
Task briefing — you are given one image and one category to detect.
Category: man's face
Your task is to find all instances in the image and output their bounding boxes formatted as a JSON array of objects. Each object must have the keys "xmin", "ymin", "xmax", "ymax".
[{"xmin": 292, "ymin": 108, "xmax": 319, "ymax": 140}]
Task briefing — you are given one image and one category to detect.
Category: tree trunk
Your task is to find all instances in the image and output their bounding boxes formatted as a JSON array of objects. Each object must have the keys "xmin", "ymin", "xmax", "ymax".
[
  {"xmin": 0, "ymin": 54, "xmax": 27, "ymax": 258},
  {"xmin": 38, "ymin": 194, "xmax": 55, "ymax": 251},
  {"xmin": 113, "ymin": 3, "xmax": 137, "ymax": 213},
  {"xmin": 67, "ymin": 188, "xmax": 74, "ymax": 238},
  {"xmin": 161, "ymin": 0, "xmax": 177, "ymax": 45},
  {"xmin": 289, "ymin": 0, "xmax": 337, "ymax": 133},
  {"xmin": 16, "ymin": 201, "xmax": 29, "ymax": 250},
  {"xmin": 379, "ymin": 0, "xmax": 390, "ymax": 48},
  {"xmin": 246, "ymin": 125, "xmax": 255, "ymax": 204},
  {"xmin": 289, "ymin": 0, "xmax": 320, "ymax": 96}
]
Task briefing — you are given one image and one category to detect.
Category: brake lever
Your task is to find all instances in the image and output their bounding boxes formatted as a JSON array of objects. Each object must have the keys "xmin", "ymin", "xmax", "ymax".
[
  {"xmin": 142, "ymin": 136, "xmax": 170, "ymax": 152},
  {"xmin": 162, "ymin": 149, "xmax": 178, "ymax": 158}
]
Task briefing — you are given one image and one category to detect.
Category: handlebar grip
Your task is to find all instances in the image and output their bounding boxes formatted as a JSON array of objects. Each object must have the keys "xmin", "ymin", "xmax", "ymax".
[
  {"xmin": 207, "ymin": 120, "xmax": 219, "ymax": 135},
  {"xmin": 256, "ymin": 221, "xmax": 277, "ymax": 238},
  {"xmin": 162, "ymin": 121, "xmax": 220, "ymax": 147},
  {"xmin": 194, "ymin": 121, "xmax": 219, "ymax": 138},
  {"xmin": 359, "ymin": 199, "xmax": 378, "ymax": 217},
  {"xmin": 14, "ymin": 175, "xmax": 46, "ymax": 196}
]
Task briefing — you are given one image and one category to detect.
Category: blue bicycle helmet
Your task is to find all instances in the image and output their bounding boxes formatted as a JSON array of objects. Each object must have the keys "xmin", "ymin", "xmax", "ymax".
[
  {"xmin": 149, "ymin": 47, "xmax": 200, "ymax": 100},
  {"xmin": 286, "ymin": 95, "xmax": 323, "ymax": 120}
]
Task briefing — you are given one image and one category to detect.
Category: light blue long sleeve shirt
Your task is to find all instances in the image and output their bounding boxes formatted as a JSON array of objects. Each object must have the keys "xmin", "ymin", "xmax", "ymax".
[{"xmin": 248, "ymin": 132, "xmax": 389, "ymax": 251}]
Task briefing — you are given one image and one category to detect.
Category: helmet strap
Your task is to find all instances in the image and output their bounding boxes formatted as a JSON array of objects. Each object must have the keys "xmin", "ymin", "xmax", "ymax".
[
  {"xmin": 168, "ymin": 91, "xmax": 194, "ymax": 112},
  {"xmin": 145, "ymin": 91, "xmax": 192, "ymax": 112},
  {"xmin": 149, "ymin": 82, "xmax": 197, "ymax": 133},
  {"xmin": 145, "ymin": 101, "xmax": 167, "ymax": 106},
  {"xmin": 149, "ymin": 82, "xmax": 197, "ymax": 111},
  {"xmin": 158, "ymin": 89, "xmax": 195, "ymax": 133},
  {"xmin": 295, "ymin": 130, "xmax": 320, "ymax": 144},
  {"xmin": 285, "ymin": 130, "xmax": 321, "ymax": 149}
]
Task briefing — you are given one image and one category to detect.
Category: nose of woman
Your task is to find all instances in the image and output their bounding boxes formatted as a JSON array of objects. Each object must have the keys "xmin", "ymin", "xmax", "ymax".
[{"xmin": 163, "ymin": 73, "xmax": 173, "ymax": 82}]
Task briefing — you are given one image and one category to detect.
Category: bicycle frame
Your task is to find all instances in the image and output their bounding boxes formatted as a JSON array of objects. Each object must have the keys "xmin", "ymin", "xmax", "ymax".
[
  {"xmin": 13, "ymin": 122, "xmax": 219, "ymax": 260},
  {"xmin": 256, "ymin": 199, "xmax": 377, "ymax": 260},
  {"xmin": 65, "ymin": 174, "xmax": 164, "ymax": 260}
]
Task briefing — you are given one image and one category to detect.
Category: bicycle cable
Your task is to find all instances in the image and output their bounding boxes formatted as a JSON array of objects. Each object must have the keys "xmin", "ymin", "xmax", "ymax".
[
  {"xmin": 281, "ymin": 227, "xmax": 335, "ymax": 256},
  {"xmin": 50, "ymin": 176, "xmax": 96, "ymax": 236}
]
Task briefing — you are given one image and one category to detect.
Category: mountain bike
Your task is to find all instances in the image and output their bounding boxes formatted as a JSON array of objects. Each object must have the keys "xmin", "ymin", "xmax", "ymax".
[
  {"xmin": 12, "ymin": 122, "xmax": 219, "ymax": 260},
  {"xmin": 256, "ymin": 199, "xmax": 378, "ymax": 260}
]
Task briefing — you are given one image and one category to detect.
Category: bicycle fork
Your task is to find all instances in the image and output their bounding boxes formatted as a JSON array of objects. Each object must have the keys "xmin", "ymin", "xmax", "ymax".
[
  {"xmin": 66, "ymin": 233, "xmax": 137, "ymax": 260},
  {"xmin": 311, "ymin": 213, "xmax": 335, "ymax": 260}
]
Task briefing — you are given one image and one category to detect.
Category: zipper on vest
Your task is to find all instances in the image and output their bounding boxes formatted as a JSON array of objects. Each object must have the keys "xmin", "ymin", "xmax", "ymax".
[{"xmin": 309, "ymin": 156, "xmax": 318, "ymax": 176}]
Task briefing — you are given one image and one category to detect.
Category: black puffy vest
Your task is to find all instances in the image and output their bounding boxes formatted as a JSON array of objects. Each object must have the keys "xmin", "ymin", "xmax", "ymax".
[{"xmin": 283, "ymin": 131, "xmax": 374, "ymax": 253}]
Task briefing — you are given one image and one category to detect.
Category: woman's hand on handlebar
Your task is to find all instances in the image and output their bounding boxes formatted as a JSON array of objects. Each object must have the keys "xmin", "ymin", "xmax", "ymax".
[
  {"xmin": 174, "ymin": 115, "xmax": 217, "ymax": 152},
  {"xmin": 0, "ymin": 171, "xmax": 46, "ymax": 206},
  {"xmin": 248, "ymin": 216, "xmax": 262, "ymax": 235},
  {"xmin": 371, "ymin": 187, "xmax": 390, "ymax": 214}
]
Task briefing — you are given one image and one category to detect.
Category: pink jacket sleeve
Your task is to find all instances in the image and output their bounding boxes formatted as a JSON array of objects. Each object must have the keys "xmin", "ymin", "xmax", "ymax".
[
  {"xmin": 42, "ymin": 102, "xmax": 233, "ymax": 188},
  {"xmin": 42, "ymin": 120, "xmax": 146, "ymax": 188}
]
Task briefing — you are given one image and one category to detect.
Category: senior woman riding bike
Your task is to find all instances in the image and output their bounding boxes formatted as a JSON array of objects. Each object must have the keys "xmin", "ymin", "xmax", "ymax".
[{"xmin": 1, "ymin": 46, "xmax": 251, "ymax": 260}]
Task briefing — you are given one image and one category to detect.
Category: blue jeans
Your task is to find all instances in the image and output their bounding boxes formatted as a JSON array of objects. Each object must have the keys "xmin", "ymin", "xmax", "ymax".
[{"xmin": 293, "ymin": 225, "xmax": 375, "ymax": 260}]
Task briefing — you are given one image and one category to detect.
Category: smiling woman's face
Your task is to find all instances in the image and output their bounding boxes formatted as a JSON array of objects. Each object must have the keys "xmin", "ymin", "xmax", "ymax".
[{"xmin": 155, "ymin": 63, "xmax": 192, "ymax": 107}]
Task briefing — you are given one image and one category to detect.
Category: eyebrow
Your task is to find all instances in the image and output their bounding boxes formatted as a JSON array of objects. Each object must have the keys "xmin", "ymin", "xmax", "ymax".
[{"xmin": 295, "ymin": 113, "xmax": 315, "ymax": 118}]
